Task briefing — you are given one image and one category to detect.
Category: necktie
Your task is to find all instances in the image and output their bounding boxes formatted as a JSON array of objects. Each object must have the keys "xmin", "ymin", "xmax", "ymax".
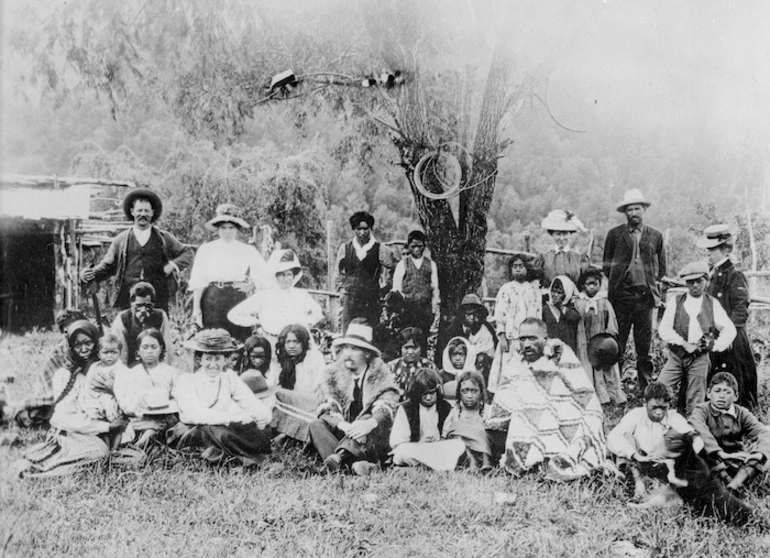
[{"xmin": 350, "ymin": 378, "xmax": 363, "ymax": 419}]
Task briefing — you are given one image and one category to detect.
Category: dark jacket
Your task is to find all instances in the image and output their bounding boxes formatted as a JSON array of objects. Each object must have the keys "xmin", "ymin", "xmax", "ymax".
[
  {"xmin": 706, "ymin": 260, "xmax": 749, "ymax": 328},
  {"xmin": 602, "ymin": 224, "xmax": 667, "ymax": 305}
]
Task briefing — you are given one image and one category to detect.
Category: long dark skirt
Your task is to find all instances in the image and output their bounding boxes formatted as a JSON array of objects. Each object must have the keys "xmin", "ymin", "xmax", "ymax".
[
  {"xmin": 709, "ymin": 327, "xmax": 758, "ymax": 408},
  {"xmin": 201, "ymin": 284, "xmax": 252, "ymax": 341},
  {"xmin": 167, "ymin": 422, "xmax": 271, "ymax": 463}
]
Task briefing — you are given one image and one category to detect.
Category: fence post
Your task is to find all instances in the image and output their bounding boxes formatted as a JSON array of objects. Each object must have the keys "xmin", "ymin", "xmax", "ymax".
[{"xmin": 326, "ymin": 219, "xmax": 338, "ymax": 331}]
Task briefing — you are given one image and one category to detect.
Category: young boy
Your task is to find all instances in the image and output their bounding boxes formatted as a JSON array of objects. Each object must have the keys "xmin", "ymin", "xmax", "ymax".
[
  {"xmin": 607, "ymin": 382, "xmax": 703, "ymax": 500},
  {"xmin": 689, "ymin": 371, "xmax": 770, "ymax": 492},
  {"xmin": 657, "ymin": 261, "xmax": 736, "ymax": 416}
]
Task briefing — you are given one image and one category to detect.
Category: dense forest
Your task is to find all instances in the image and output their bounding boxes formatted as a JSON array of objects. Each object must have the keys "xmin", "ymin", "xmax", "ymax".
[{"xmin": 1, "ymin": 0, "xmax": 768, "ymax": 298}]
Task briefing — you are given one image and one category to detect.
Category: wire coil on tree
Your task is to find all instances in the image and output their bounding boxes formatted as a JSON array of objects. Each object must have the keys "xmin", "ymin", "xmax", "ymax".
[{"xmin": 413, "ymin": 142, "xmax": 494, "ymax": 200}]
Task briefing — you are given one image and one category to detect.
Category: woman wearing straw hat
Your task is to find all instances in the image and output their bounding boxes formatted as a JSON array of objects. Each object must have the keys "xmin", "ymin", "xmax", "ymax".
[
  {"xmin": 188, "ymin": 204, "xmax": 273, "ymax": 341},
  {"xmin": 698, "ymin": 224, "xmax": 758, "ymax": 407},
  {"xmin": 309, "ymin": 319, "xmax": 399, "ymax": 476},
  {"xmin": 169, "ymin": 329, "xmax": 275, "ymax": 466},
  {"xmin": 533, "ymin": 209, "xmax": 591, "ymax": 287}
]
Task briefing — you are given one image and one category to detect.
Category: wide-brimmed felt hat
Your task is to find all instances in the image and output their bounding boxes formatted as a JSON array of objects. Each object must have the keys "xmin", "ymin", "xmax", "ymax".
[
  {"xmin": 184, "ymin": 328, "xmax": 242, "ymax": 353},
  {"xmin": 695, "ymin": 224, "xmax": 736, "ymax": 249},
  {"xmin": 239, "ymin": 371, "xmax": 279, "ymax": 400},
  {"xmin": 459, "ymin": 294, "xmax": 488, "ymax": 319},
  {"xmin": 332, "ymin": 322, "xmax": 381, "ymax": 356},
  {"xmin": 143, "ymin": 388, "xmax": 178, "ymax": 415},
  {"xmin": 123, "ymin": 188, "xmax": 163, "ymax": 222},
  {"xmin": 616, "ymin": 189, "xmax": 651, "ymax": 212},
  {"xmin": 268, "ymin": 249, "xmax": 303, "ymax": 286},
  {"xmin": 587, "ymin": 333, "xmax": 621, "ymax": 369},
  {"xmin": 205, "ymin": 203, "xmax": 251, "ymax": 232},
  {"xmin": 541, "ymin": 209, "xmax": 586, "ymax": 233},
  {"xmin": 678, "ymin": 261, "xmax": 710, "ymax": 282}
]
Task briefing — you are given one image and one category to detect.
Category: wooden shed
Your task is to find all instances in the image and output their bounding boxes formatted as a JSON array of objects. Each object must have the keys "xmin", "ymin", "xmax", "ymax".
[{"xmin": 0, "ymin": 174, "xmax": 134, "ymax": 333}]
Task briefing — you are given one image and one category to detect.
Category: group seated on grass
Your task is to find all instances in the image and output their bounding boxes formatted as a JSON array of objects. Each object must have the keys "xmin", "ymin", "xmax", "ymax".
[{"xmin": 8, "ymin": 312, "xmax": 770, "ymax": 528}]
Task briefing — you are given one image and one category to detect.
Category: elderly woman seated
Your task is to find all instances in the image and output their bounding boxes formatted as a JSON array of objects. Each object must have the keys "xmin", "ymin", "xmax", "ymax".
[
  {"xmin": 168, "ymin": 329, "xmax": 274, "ymax": 466},
  {"xmin": 309, "ymin": 319, "xmax": 400, "ymax": 476}
]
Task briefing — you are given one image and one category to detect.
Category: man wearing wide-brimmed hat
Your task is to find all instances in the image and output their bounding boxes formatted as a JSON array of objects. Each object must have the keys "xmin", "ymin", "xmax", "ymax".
[
  {"xmin": 81, "ymin": 188, "xmax": 194, "ymax": 313},
  {"xmin": 658, "ymin": 262, "xmax": 736, "ymax": 416},
  {"xmin": 602, "ymin": 189, "xmax": 667, "ymax": 393},
  {"xmin": 698, "ymin": 224, "xmax": 758, "ymax": 407}
]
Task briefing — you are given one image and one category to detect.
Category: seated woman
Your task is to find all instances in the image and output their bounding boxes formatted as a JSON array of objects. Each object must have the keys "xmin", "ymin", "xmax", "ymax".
[
  {"xmin": 227, "ymin": 249, "xmax": 324, "ymax": 346},
  {"xmin": 309, "ymin": 320, "xmax": 399, "ymax": 476},
  {"xmin": 389, "ymin": 368, "xmax": 465, "ymax": 471},
  {"xmin": 16, "ymin": 320, "xmax": 111, "ymax": 478},
  {"xmin": 269, "ymin": 324, "xmax": 326, "ymax": 442},
  {"xmin": 387, "ymin": 327, "xmax": 437, "ymax": 396},
  {"xmin": 169, "ymin": 329, "xmax": 274, "ymax": 466},
  {"xmin": 114, "ymin": 328, "xmax": 180, "ymax": 449}
]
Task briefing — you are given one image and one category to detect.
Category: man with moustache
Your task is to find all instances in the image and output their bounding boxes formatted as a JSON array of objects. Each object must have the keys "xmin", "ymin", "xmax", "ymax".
[
  {"xmin": 81, "ymin": 188, "xmax": 194, "ymax": 314},
  {"xmin": 110, "ymin": 282, "xmax": 173, "ymax": 366},
  {"xmin": 603, "ymin": 189, "xmax": 667, "ymax": 394}
]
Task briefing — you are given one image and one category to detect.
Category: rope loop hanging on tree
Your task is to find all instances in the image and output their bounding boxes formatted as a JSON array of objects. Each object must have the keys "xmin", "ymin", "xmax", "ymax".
[{"xmin": 412, "ymin": 142, "xmax": 496, "ymax": 200}]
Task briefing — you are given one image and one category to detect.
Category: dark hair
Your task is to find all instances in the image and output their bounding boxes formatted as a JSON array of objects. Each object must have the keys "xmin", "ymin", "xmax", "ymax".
[
  {"xmin": 709, "ymin": 371, "xmax": 739, "ymax": 393},
  {"xmin": 56, "ymin": 320, "xmax": 100, "ymax": 406},
  {"xmin": 99, "ymin": 333, "xmax": 123, "ymax": 352},
  {"xmin": 551, "ymin": 277, "xmax": 565, "ymax": 293},
  {"xmin": 383, "ymin": 291, "xmax": 406, "ymax": 312},
  {"xmin": 455, "ymin": 370, "xmax": 486, "ymax": 414},
  {"xmin": 447, "ymin": 338, "xmax": 467, "ymax": 355},
  {"xmin": 56, "ymin": 309, "xmax": 87, "ymax": 334},
  {"xmin": 242, "ymin": 335, "xmax": 272, "ymax": 374},
  {"xmin": 520, "ymin": 317, "xmax": 547, "ymax": 335},
  {"xmin": 136, "ymin": 328, "xmax": 166, "ymax": 361},
  {"xmin": 407, "ymin": 230, "xmax": 426, "ymax": 245},
  {"xmin": 130, "ymin": 282, "xmax": 156, "ymax": 302},
  {"xmin": 577, "ymin": 266, "xmax": 604, "ymax": 291},
  {"xmin": 405, "ymin": 367, "xmax": 443, "ymax": 404},
  {"xmin": 508, "ymin": 253, "xmax": 536, "ymax": 282},
  {"xmin": 398, "ymin": 327, "xmax": 425, "ymax": 353},
  {"xmin": 276, "ymin": 324, "xmax": 311, "ymax": 390},
  {"xmin": 644, "ymin": 381, "xmax": 672, "ymax": 403},
  {"xmin": 349, "ymin": 211, "xmax": 374, "ymax": 229}
]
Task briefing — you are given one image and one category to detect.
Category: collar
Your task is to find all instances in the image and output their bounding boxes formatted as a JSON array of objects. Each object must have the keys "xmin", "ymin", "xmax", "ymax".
[
  {"xmin": 553, "ymin": 246, "xmax": 571, "ymax": 253},
  {"xmin": 627, "ymin": 223, "xmax": 645, "ymax": 234},
  {"xmin": 709, "ymin": 403, "xmax": 737, "ymax": 417},
  {"xmin": 352, "ymin": 236, "xmax": 376, "ymax": 253},
  {"xmin": 351, "ymin": 367, "xmax": 368, "ymax": 384},
  {"xmin": 410, "ymin": 255, "xmax": 425, "ymax": 264},
  {"xmin": 713, "ymin": 257, "xmax": 730, "ymax": 270}
]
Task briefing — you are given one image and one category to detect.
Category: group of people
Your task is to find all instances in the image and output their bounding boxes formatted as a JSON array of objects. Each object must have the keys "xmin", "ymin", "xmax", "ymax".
[{"xmin": 9, "ymin": 187, "xmax": 766, "ymax": 525}]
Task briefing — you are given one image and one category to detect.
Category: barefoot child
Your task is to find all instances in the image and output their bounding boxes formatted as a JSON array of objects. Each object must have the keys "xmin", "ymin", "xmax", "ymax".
[
  {"xmin": 443, "ymin": 370, "xmax": 493, "ymax": 470},
  {"xmin": 607, "ymin": 382, "xmax": 702, "ymax": 500},
  {"xmin": 689, "ymin": 371, "xmax": 770, "ymax": 492},
  {"xmin": 389, "ymin": 368, "xmax": 465, "ymax": 471}
]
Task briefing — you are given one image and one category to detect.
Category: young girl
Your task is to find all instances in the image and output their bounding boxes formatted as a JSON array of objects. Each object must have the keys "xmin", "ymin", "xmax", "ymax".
[
  {"xmin": 389, "ymin": 368, "xmax": 465, "ymax": 471},
  {"xmin": 575, "ymin": 267, "xmax": 626, "ymax": 406},
  {"xmin": 440, "ymin": 337, "xmax": 477, "ymax": 385},
  {"xmin": 114, "ymin": 328, "xmax": 180, "ymax": 449},
  {"xmin": 542, "ymin": 275, "xmax": 583, "ymax": 355},
  {"xmin": 388, "ymin": 327, "xmax": 437, "ymax": 397},
  {"xmin": 169, "ymin": 329, "xmax": 274, "ymax": 466},
  {"xmin": 493, "ymin": 253, "xmax": 542, "ymax": 354},
  {"xmin": 443, "ymin": 370, "xmax": 493, "ymax": 470},
  {"xmin": 269, "ymin": 324, "xmax": 325, "ymax": 442}
]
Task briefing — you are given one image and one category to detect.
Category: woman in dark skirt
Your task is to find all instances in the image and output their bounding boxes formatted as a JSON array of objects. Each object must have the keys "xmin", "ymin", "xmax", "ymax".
[
  {"xmin": 188, "ymin": 204, "xmax": 272, "ymax": 341},
  {"xmin": 169, "ymin": 329, "xmax": 275, "ymax": 466}
]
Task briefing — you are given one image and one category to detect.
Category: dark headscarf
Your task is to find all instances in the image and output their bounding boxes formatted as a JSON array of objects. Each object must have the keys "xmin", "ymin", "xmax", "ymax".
[{"xmin": 65, "ymin": 319, "xmax": 100, "ymax": 371}]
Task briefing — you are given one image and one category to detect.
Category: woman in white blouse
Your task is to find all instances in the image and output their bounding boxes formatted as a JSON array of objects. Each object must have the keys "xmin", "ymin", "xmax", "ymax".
[{"xmin": 188, "ymin": 204, "xmax": 272, "ymax": 340}]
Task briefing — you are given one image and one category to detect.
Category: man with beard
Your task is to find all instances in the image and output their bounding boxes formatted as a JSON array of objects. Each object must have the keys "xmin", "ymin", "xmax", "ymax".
[
  {"xmin": 81, "ymin": 188, "xmax": 193, "ymax": 314},
  {"xmin": 603, "ymin": 189, "xmax": 666, "ymax": 394},
  {"xmin": 110, "ymin": 282, "xmax": 173, "ymax": 366}
]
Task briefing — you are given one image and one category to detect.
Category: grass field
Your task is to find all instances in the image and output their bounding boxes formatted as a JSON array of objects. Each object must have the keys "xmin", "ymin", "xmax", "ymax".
[{"xmin": 2, "ymin": 331, "xmax": 770, "ymax": 558}]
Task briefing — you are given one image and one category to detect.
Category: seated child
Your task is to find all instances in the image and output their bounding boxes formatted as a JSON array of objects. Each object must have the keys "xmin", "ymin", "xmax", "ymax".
[
  {"xmin": 80, "ymin": 334, "xmax": 130, "ymax": 446},
  {"xmin": 442, "ymin": 370, "xmax": 493, "ymax": 470},
  {"xmin": 575, "ymin": 267, "xmax": 626, "ymax": 406},
  {"xmin": 542, "ymin": 276, "xmax": 583, "ymax": 355},
  {"xmin": 689, "ymin": 372, "xmax": 770, "ymax": 492},
  {"xmin": 607, "ymin": 382, "xmax": 703, "ymax": 500},
  {"xmin": 389, "ymin": 368, "xmax": 465, "ymax": 471},
  {"xmin": 440, "ymin": 337, "xmax": 477, "ymax": 385}
]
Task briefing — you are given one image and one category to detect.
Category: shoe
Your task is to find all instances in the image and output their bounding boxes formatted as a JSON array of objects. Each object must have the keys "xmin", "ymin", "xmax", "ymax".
[
  {"xmin": 351, "ymin": 460, "xmax": 379, "ymax": 477},
  {"xmin": 324, "ymin": 453, "xmax": 342, "ymax": 473}
]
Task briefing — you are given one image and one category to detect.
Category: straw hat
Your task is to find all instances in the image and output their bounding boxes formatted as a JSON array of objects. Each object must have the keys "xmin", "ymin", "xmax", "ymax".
[
  {"xmin": 123, "ymin": 188, "xmax": 163, "ymax": 222},
  {"xmin": 204, "ymin": 204, "xmax": 251, "ymax": 231},
  {"xmin": 184, "ymin": 328, "xmax": 242, "ymax": 353},
  {"xmin": 678, "ymin": 261, "xmax": 710, "ymax": 282},
  {"xmin": 142, "ymin": 388, "xmax": 178, "ymax": 415},
  {"xmin": 616, "ymin": 189, "xmax": 651, "ymax": 212},
  {"xmin": 695, "ymin": 224, "xmax": 735, "ymax": 249},
  {"xmin": 540, "ymin": 209, "xmax": 586, "ymax": 232},
  {"xmin": 332, "ymin": 322, "xmax": 381, "ymax": 356}
]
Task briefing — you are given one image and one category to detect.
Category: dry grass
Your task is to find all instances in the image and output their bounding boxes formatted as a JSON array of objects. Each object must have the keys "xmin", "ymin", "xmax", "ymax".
[{"xmin": 2, "ymin": 332, "xmax": 770, "ymax": 558}]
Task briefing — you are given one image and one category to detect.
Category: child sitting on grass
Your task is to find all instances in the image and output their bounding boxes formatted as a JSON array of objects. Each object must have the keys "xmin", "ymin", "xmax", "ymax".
[
  {"xmin": 389, "ymin": 368, "xmax": 465, "ymax": 471},
  {"xmin": 689, "ymin": 371, "xmax": 770, "ymax": 492},
  {"xmin": 607, "ymin": 381, "xmax": 702, "ymax": 500},
  {"xmin": 442, "ymin": 370, "xmax": 493, "ymax": 471}
]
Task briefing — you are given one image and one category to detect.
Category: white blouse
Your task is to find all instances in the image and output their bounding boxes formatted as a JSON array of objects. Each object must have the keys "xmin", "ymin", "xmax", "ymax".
[
  {"xmin": 265, "ymin": 349, "xmax": 326, "ymax": 394},
  {"xmin": 227, "ymin": 288, "xmax": 324, "ymax": 336},
  {"xmin": 188, "ymin": 239, "xmax": 273, "ymax": 291}
]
